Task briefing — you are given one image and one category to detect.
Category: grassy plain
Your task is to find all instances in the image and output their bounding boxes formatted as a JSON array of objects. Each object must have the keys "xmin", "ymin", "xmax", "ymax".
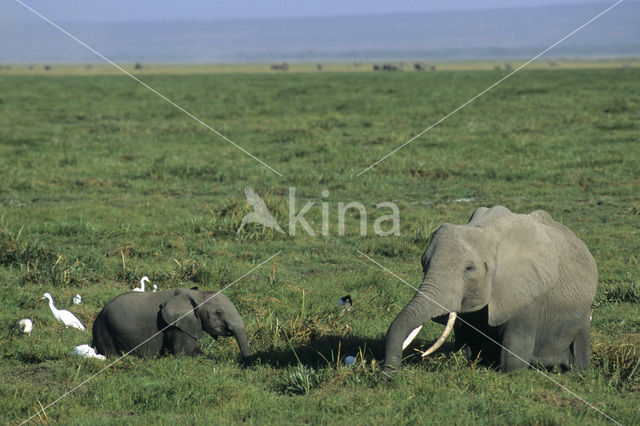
[
  {"xmin": 0, "ymin": 63, "xmax": 639, "ymax": 424},
  {"xmin": 1, "ymin": 57, "xmax": 638, "ymax": 75}
]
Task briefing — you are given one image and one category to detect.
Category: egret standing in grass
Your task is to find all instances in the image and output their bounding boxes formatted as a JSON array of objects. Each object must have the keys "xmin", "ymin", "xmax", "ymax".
[
  {"xmin": 42, "ymin": 292, "xmax": 85, "ymax": 330},
  {"xmin": 152, "ymin": 284, "xmax": 158, "ymax": 292},
  {"xmin": 73, "ymin": 294, "xmax": 82, "ymax": 305},
  {"xmin": 132, "ymin": 276, "xmax": 150, "ymax": 292}
]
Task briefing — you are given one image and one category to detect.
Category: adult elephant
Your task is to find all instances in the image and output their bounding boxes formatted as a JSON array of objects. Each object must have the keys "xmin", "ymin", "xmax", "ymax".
[
  {"xmin": 93, "ymin": 288, "xmax": 252, "ymax": 359},
  {"xmin": 383, "ymin": 206, "xmax": 597, "ymax": 373}
]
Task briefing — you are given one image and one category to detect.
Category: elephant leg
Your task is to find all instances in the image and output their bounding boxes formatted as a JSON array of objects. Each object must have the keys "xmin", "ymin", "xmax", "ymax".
[
  {"xmin": 453, "ymin": 315, "xmax": 476, "ymax": 360},
  {"xmin": 164, "ymin": 328, "xmax": 203, "ymax": 356},
  {"xmin": 453, "ymin": 316, "xmax": 469, "ymax": 352},
  {"xmin": 455, "ymin": 307, "xmax": 501, "ymax": 366},
  {"xmin": 569, "ymin": 319, "xmax": 591, "ymax": 370},
  {"xmin": 450, "ymin": 319, "xmax": 471, "ymax": 360},
  {"xmin": 499, "ymin": 318, "xmax": 537, "ymax": 373}
]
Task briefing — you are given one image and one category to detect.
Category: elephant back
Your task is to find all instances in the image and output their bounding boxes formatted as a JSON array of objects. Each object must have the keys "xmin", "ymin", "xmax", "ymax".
[
  {"xmin": 467, "ymin": 205, "xmax": 513, "ymax": 226},
  {"xmin": 528, "ymin": 210, "xmax": 598, "ymax": 308}
]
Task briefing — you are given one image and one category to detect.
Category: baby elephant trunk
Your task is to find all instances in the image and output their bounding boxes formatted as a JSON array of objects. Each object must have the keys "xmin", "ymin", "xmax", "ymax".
[{"xmin": 229, "ymin": 321, "xmax": 253, "ymax": 359}]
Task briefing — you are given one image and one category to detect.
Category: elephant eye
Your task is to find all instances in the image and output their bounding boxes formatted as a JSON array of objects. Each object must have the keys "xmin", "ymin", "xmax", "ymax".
[
  {"xmin": 216, "ymin": 310, "xmax": 223, "ymax": 317},
  {"xmin": 465, "ymin": 264, "xmax": 475, "ymax": 272}
]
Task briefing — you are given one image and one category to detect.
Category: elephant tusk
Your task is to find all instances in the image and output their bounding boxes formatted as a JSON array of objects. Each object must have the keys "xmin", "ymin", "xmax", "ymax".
[
  {"xmin": 421, "ymin": 312, "xmax": 457, "ymax": 357},
  {"xmin": 402, "ymin": 325, "xmax": 423, "ymax": 350}
]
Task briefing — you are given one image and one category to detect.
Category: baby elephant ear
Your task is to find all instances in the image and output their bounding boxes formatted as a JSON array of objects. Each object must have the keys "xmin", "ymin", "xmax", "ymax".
[
  {"xmin": 488, "ymin": 218, "xmax": 559, "ymax": 326},
  {"xmin": 160, "ymin": 294, "xmax": 204, "ymax": 339}
]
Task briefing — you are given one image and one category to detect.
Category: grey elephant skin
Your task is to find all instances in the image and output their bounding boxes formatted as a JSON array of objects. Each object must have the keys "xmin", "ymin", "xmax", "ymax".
[
  {"xmin": 384, "ymin": 206, "xmax": 597, "ymax": 373},
  {"xmin": 92, "ymin": 288, "xmax": 253, "ymax": 359}
]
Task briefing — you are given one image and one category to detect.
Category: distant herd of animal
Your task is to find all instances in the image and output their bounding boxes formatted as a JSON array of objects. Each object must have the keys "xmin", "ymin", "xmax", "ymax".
[
  {"xmin": 17, "ymin": 206, "xmax": 597, "ymax": 374},
  {"xmin": 270, "ymin": 61, "xmax": 437, "ymax": 72}
]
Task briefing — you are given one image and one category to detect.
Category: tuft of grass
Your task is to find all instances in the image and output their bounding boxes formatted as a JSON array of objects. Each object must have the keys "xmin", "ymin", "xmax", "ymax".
[
  {"xmin": 0, "ymin": 227, "xmax": 90, "ymax": 288},
  {"xmin": 0, "ymin": 226, "xmax": 52, "ymax": 268},
  {"xmin": 595, "ymin": 281, "xmax": 640, "ymax": 305},
  {"xmin": 592, "ymin": 336, "xmax": 640, "ymax": 390},
  {"xmin": 276, "ymin": 364, "xmax": 327, "ymax": 395}
]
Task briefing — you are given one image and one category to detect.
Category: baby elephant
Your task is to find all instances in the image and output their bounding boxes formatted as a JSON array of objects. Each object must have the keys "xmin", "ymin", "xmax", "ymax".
[{"xmin": 92, "ymin": 288, "xmax": 252, "ymax": 359}]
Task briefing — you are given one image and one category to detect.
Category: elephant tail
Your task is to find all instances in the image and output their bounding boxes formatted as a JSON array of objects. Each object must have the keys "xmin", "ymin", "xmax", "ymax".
[{"xmin": 92, "ymin": 310, "xmax": 116, "ymax": 357}]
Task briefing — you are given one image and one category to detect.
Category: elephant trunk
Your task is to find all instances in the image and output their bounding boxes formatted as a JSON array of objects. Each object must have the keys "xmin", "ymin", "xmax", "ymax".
[
  {"xmin": 229, "ymin": 321, "xmax": 253, "ymax": 359},
  {"xmin": 383, "ymin": 278, "xmax": 449, "ymax": 372}
]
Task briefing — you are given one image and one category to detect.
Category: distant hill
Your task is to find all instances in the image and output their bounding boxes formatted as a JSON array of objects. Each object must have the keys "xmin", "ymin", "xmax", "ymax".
[{"xmin": 1, "ymin": 1, "xmax": 638, "ymax": 62}]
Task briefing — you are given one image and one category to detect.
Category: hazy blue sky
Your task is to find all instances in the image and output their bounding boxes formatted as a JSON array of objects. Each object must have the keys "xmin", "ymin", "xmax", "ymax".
[
  {"xmin": 3, "ymin": 0, "xmax": 636, "ymax": 62},
  {"xmin": 4, "ymin": 0, "xmax": 618, "ymax": 22}
]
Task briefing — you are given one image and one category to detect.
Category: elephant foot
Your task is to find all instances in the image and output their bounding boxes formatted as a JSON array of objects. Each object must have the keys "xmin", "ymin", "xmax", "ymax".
[
  {"xmin": 381, "ymin": 365, "xmax": 399, "ymax": 381},
  {"xmin": 240, "ymin": 354, "xmax": 256, "ymax": 366},
  {"xmin": 457, "ymin": 345, "xmax": 472, "ymax": 360}
]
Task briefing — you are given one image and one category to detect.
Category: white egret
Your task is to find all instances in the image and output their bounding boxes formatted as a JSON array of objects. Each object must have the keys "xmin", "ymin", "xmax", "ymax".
[
  {"xmin": 73, "ymin": 294, "xmax": 82, "ymax": 305},
  {"xmin": 132, "ymin": 276, "xmax": 150, "ymax": 292},
  {"xmin": 72, "ymin": 344, "xmax": 106, "ymax": 361},
  {"xmin": 152, "ymin": 284, "xmax": 158, "ymax": 292},
  {"xmin": 42, "ymin": 293, "xmax": 85, "ymax": 330},
  {"xmin": 16, "ymin": 319, "xmax": 33, "ymax": 335}
]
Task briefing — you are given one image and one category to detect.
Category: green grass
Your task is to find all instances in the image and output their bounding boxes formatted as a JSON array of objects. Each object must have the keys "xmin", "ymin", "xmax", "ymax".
[
  {"xmin": 0, "ymin": 64, "xmax": 639, "ymax": 424},
  {"xmin": 1, "ymin": 58, "xmax": 638, "ymax": 75}
]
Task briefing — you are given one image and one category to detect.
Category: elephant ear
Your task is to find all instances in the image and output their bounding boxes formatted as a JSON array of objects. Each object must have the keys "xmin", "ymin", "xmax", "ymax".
[
  {"xmin": 488, "ymin": 216, "xmax": 560, "ymax": 326},
  {"xmin": 160, "ymin": 294, "xmax": 204, "ymax": 339}
]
